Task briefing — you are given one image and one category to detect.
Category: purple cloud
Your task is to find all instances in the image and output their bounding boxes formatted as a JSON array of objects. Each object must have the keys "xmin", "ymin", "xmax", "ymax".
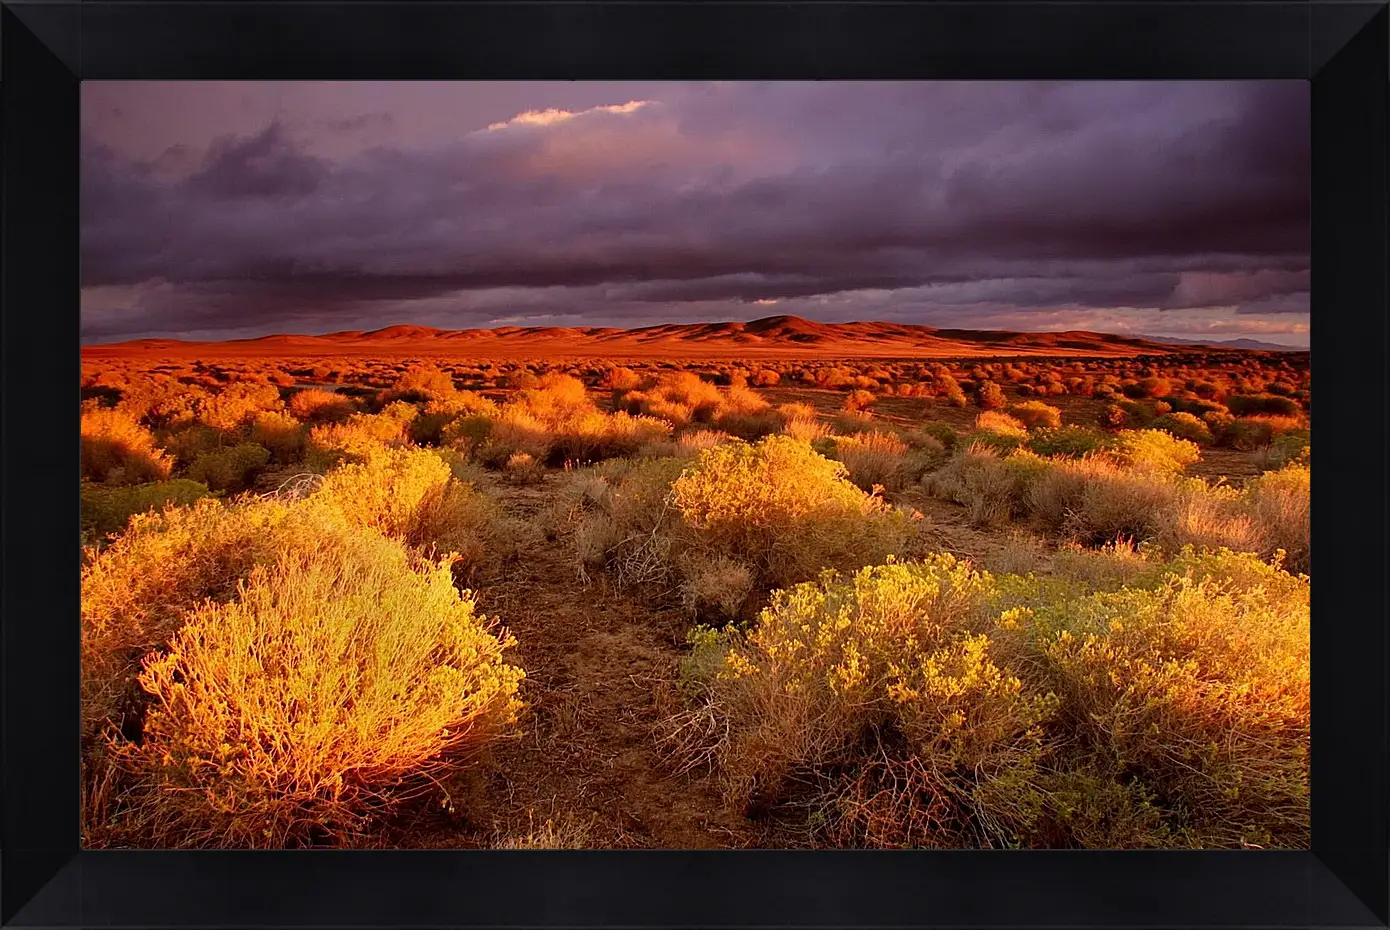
[{"xmin": 80, "ymin": 81, "xmax": 1309, "ymax": 344}]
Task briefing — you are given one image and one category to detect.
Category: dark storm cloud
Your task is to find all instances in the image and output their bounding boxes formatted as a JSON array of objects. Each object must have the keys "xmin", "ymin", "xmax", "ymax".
[{"xmin": 80, "ymin": 82, "xmax": 1309, "ymax": 342}]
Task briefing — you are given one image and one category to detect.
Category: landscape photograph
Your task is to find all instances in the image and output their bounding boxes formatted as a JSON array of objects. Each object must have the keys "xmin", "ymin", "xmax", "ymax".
[{"xmin": 80, "ymin": 80, "xmax": 1310, "ymax": 850}]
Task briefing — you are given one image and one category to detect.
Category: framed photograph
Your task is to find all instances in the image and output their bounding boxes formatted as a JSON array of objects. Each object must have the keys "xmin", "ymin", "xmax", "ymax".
[{"xmin": 3, "ymin": 2, "xmax": 1386, "ymax": 927}]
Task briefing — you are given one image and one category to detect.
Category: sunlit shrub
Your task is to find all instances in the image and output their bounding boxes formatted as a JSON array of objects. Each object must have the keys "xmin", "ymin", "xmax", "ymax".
[
  {"xmin": 1026, "ymin": 426, "xmax": 1112, "ymax": 459},
  {"xmin": 674, "ymin": 549, "xmax": 1309, "ymax": 848},
  {"xmin": 1107, "ymin": 429, "xmax": 1200, "ymax": 473},
  {"xmin": 197, "ymin": 381, "xmax": 284, "ymax": 433},
  {"xmin": 312, "ymin": 446, "xmax": 533, "ymax": 575},
  {"xmin": 82, "ymin": 408, "xmax": 174, "ymax": 485},
  {"xmin": 121, "ymin": 531, "xmax": 523, "ymax": 847},
  {"xmin": 1007, "ymin": 401, "xmax": 1062, "ymax": 430},
  {"xmin": 1245, "ymin": 464, "xmax": 1310, "ymax": 574},
  {"xmin": 288, "ymin": 388, "xmax": 355, "ymax": 423},
  {"xmin": 975, "ymin": 381, "xmax": 1006, "ymax": 410},
  {"xmin": 1151, "ymin": 412, "xmax": 1214, "ymax": 446},
  {"xmin": 248, "ymin": 411, "xmax": 307, "ymax": 462}
]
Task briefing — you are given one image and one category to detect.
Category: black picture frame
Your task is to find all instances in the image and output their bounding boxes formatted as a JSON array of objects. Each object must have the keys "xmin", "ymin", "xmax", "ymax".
[{"xmin": 3, "ymin": 2, "xmax": 1386, "ymax": 927}]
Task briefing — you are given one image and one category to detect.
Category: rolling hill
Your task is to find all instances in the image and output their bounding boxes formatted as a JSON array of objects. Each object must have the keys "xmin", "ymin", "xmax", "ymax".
[{"xmin": 84, "ymin": 315, "xmax": 1292, "ymax": 360}]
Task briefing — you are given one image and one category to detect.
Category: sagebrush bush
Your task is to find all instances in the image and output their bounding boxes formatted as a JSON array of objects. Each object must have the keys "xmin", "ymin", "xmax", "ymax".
[
  {"xmin": 288, "ymin": 388, "xmax": 355, "ymax": 423},
  {"xmin": 249, "ymin": 411, "xmax": 307, "ymax": 461},
  {"xmin": 928, "ymin": 445, "xmax": 1050, "ymax": 526},
  {"xmin": 668, "ymin": 436, "xmax": 917, "ymax": 589},
  {"xmin": 829, "ymin": 431, "xmax": 912, "ymax": 492},
  {"xmin": 1151, "ymin": 412, "xmax": 1214, "ymax": 445},
  {"xmin": 1225, "ymin": 393, "xmax": 1301, "ymax": 418},
  {"xmin": 1007, "ymin": 401, "xmax": 1062, "ymax": 430},
  {"xmin": 572, "ymin": 438, "xmax": 917, "ymax": 602},
  {"xmin": 81, "ymin": 479, "xmax": 211, "ymax": 542},
  {"xmin": 313, "ymin": 446, "xmax": 533, "ymax": 575},
  {"xmin": 975, "ymin": 381, "xmax": 1006, "ymax": 410},
  {"xmin": 1107, "ymin": 429, "xmax": 1200, "ymax": 473},
  {"xmin": 118, "ymin": 529, "xmax": 523, "ymax": 847},
  {"xmin": 1245, "ymin": 463, "xmax": 1310, "ymax": 573},
  {"xmin": 82, "ymin": 409, "xmax": 174, "ymax": 485},
  {"xmin": 1026, "ymin": 426, "xmax": 1112, "ymax": 459},
  {"xmin": 674, "ymin": 549, "xmax": 1308, "ymax": 848},
  {"xmin": 82, "ymin": 497, "xmax": 312, "ymax": 738},
  {"xmin": 187, "ymin": 442, "xmax": 272, "ymax": 492}
]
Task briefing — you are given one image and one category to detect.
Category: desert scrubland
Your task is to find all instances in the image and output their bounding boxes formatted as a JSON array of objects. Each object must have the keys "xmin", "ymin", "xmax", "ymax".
[{"xmin": 80, "ymin": 320, "xmax": 1310, "ymax": 850}]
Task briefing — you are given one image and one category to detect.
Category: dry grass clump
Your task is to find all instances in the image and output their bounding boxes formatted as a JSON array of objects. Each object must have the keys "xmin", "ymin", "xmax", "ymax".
[
  {"xmin": 929, "ymin": 437, "xmax": 1307, "ymax": 569},
  {"xmin": 493, "ymin": 814, "xmax": 596, "ymax": 849},
  {"xmin": 828, "ymin": 431, "xmax": 912, "ymax": 492},
  {"xmin": 927, "ymin": 444, "xmax": 1051, "ymax": 526},
  {"xmin": 1245, "ymin": 464, "xmax": 1310, "ymax": 573},
  {"xmin": 673, "ymin": 549, "xmax": 1308, "ymax": 848},
  {"xmin": 82, "ymin": 408, "xmax": 174, "ymax": 484},
  {"xmin": 778, "ymin": 403, "xmax": 833, "ymax": 443},
  {"xmin": 106, "ymin": 528, "xmax": 523, "ymax": 848}
]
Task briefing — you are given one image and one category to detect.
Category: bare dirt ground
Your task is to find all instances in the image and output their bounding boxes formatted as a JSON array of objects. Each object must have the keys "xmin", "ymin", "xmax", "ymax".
[{"xmin": 399, "ymin": 474, "xmax": 759, "ymax": 849}]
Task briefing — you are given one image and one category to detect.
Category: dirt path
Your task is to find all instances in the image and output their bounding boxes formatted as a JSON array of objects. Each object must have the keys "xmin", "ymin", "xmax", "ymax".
[{"xmin": 406, "ymin": 473, "xmax": 757, "ymax": 849}]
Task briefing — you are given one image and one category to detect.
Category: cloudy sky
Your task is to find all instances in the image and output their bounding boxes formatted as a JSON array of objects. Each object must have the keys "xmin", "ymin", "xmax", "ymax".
[{"xmin": 81, "ymin": 81, "xmax": 1310, "ymax": 346}]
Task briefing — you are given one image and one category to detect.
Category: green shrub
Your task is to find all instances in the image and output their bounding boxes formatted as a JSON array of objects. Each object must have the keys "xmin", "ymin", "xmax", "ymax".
[
  {"xmin": 674, "ymin": 549, "xmax": 1309, "ymax": 849},
  {"xmin": 1026, "ymin": 426, "xmax": 1113, "ymax": 459},
  {"xmin": 81, "ymin": 479, "xmax": 211, "ymax": 542},
  {"xmin": 187, "ymin": 443, "xmax": 271, "ymax": 492},
  {"xmin": 1151, "ymin": 412, "xmax": 1214, "ymax": 446},
  {"xmin": 1225, "ymin": 393, "xmax": 1301, "ymax": 418}
]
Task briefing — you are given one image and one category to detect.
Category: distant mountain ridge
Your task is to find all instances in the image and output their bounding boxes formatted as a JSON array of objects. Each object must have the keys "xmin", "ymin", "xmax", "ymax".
[
  {"xmin": 1138, "ymin": 334, "xmax": 1305, "ymax": 352},
  {"xmin": 87, "ymin": 315, "xmax": 1305, "ymax": 359}
]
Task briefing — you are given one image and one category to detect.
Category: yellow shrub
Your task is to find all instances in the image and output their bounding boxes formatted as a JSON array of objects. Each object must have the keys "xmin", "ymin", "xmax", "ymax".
[
  {"xmin": 1108, "ymin": 429, "xmax": 1200, "ymax": 472},
  {"xmin": 196, "ymin": 381, "xmax": 284, "ymax": 433},
  {"xmin": 312, "ymin": 446, "xmax": 532, "ymax": 575},
  {"xmin": 670, "ymin": 436, "xmax": 915, "ymax": 587},
  {"xmin": 81, "ymin": 497, "xmax": 308, "ymax": 738},
  {"xmin": 305, "ymin": 403, "xmax": 416, "ymax": 466},
  {"xmin": 248, "ymin": 411, "xmax": 306, "ymax": 462},
  {"xmin": 288, "ymin": 388, "xmax": 355, "ymax": 423},
  {"xmin": 677, "ymin": 549, "xmax": 1309, "ymax": 849},
  {"xmin": 122, "ymin": 530, "xmax": 523, "ymax": 847},
  {"xmin": 82, "ymin": 408, "xmax": 174, "ymax": 485}
]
